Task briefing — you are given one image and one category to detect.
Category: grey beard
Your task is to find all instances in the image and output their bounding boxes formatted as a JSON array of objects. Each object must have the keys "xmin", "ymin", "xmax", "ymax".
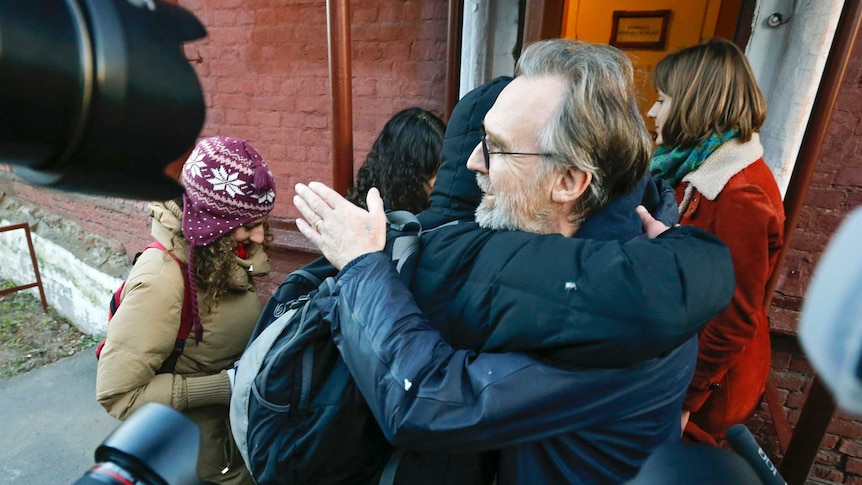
[
  {"xmin": 475, "ymin": 200, "xmax": 522, "ymax": 231},
  {"xmin": 474, "ymin": 173, "xmax": 553, "ymax": 234}
]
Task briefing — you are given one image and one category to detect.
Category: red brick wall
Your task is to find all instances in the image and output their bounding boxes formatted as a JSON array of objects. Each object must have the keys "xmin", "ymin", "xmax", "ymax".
[
  {"xmin": 770, "ymin": 36, "xmax": 862, "ymax": 326},
  {"xmin": 0, "ymin": 0, "xmax": 448, "ymax": 281},
  {"xmin": 0, "ymin": 175, "xmax": 152, "ymax": 261},
  {"xmin": 177, "ymin": 0, "xmax": 448, "ymax": 221},
  {"xmin": 755, "ymin": 35, "xmax": 862, "ymax": 484},
  {"xmin": 747, "ymin": 336, "xmax": 862, "ymax": 484}
]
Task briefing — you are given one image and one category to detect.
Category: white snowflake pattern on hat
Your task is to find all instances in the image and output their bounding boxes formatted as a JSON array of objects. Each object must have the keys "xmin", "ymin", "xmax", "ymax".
[
  {"xmin": 254, "ymin": 190, "xmax": 276, "ymax": 204},
  {"xmin": 182, "ymin": 136, "xmax": 275, "ymax": 248},
  {"xmin": 207, "ymin": 165, "xmax": 247, "ymax": 197},
  {"xmin": 187, "ymin": 148, "xmax": 207, "ymax": 178}
]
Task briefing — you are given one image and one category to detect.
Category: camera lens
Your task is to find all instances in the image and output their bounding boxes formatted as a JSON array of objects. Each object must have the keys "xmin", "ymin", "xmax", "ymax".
[
  {"xmin": 0, "ymin": 0, "xmax": 206, "ymax": 200},
  {"xmin": 72, "ymin": 403, "xmax": 206, "ymax": 485},
  {"xmin": 73, "ymin": 461, "xmax": 161, "ymax": 485},
  {"xmin": 0, "ymin": 0, "xmax": 92, "ymax": 170}
]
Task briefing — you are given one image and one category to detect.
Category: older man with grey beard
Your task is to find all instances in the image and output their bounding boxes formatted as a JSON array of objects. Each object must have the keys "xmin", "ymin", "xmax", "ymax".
[{"xmin": 294, "ymin": 39, "xmax": 733, "ymax": 484}]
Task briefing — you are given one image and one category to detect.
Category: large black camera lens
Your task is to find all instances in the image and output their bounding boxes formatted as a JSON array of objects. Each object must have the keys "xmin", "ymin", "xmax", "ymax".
[
  {"xmin": 0, "ymin": 0, "xmax": 206, "ymax": 200},
  {"xmin": 73, "ymin": 403, "xmax": 209, "ymax": 485}
]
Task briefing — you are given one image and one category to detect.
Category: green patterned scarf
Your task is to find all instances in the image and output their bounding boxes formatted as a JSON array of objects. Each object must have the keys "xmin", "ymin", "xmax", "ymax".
[{"xmin": 649, "ymin": 129, "xmax": 740, "ymax": 186}]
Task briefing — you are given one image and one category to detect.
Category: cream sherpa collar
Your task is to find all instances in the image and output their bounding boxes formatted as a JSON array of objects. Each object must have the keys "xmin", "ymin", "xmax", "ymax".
[{"xmin": 681, "ymin": 133, "xmax": 764, "ymax": 201}]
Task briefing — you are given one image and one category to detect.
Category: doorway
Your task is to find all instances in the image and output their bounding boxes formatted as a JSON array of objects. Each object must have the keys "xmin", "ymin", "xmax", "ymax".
[{"xmin": 559, "ymin": 0, "xmax": 746, "ymax": 127}]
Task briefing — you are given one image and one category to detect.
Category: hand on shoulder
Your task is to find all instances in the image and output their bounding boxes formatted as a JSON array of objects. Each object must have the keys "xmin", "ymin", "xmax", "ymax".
[{"xmin": 637, "ymin": 205, "xmax": 673, "ymax": 239}]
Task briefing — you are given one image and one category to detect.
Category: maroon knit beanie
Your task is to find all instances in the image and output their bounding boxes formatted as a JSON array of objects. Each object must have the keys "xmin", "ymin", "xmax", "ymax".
[
  {"xmin": 182, "ymin": 136, "xmax": 276, "ymax": 246},
  {"xmin": 180, "ymin": 136, "xmax": 276, "ymax": 341}
]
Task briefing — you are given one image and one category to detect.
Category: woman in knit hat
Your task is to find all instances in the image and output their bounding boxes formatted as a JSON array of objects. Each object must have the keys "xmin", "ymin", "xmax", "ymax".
[{"xmin": 96, "ymin": 136, "xmax": 276, "ymax": 484}]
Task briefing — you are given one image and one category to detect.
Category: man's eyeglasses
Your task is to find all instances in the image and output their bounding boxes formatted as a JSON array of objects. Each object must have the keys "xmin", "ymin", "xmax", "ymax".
[{"xmin": 481, "ymin": 131, "xmax": 554, "ymax": 169}]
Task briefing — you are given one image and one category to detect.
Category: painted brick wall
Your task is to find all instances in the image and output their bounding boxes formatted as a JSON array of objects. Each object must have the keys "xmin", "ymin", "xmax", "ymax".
[
  {"xmin": 177, "ymin": 0, "xmax": 449, "ymax": 292},
  {"xmin": 770, "ymin": 38, "xmax": 862, "ymax": 325},
  {"xmin": 747, "ymin": 337, "xmax": 862, "ymax": 484},
  {"xmin": 755, "ymin": 36, "xmax": 862, "ymax": 484},
  {"xmin": 0, "ymin": 172, "xmax": 151, "ymax": 268}
]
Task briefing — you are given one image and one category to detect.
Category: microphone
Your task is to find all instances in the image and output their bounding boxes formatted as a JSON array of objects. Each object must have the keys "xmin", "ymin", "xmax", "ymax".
[{"xmin": 726, "ymin": 424, "xmax": 786, "ymax": 485}]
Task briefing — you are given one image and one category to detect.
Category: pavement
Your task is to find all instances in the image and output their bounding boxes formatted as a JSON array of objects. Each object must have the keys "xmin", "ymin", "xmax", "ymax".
[{"xmin": 0, "ymin": 346, "xmax": 120, "ymax": 485}]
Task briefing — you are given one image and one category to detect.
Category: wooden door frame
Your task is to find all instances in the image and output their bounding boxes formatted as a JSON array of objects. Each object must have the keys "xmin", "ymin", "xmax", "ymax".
[
  {"xmin": 715, "ymin": 0, "xmax": 756, "ymax": 47},
  {"xmin": 523, "ymin": 0, "xmax": 565, "ymax": 44}
]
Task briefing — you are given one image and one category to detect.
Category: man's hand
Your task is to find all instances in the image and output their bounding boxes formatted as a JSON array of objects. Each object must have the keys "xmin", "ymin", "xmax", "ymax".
[
  {"xmin": 681, "ymin": 410, "xmax": 691, "ymax": 437},
  {"xmin": 637, "ymin": 205, "xmax": 671, "ymax": 239},
  {"xmin": 293, "ymin": 182, "xmax": 387, "ymax": 270}
]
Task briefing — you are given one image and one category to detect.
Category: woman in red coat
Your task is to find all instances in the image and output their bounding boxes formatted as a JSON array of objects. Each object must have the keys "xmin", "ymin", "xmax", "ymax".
[{"xmin": 647, "ymin": 38, "xmax": 785, "ymax": 445}]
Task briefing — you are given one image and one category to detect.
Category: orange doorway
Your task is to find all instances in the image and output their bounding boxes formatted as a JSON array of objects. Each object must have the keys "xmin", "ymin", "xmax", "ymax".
[{"xmin": 551, "ymin": 0, "xmax": 747, "ymax": 125}]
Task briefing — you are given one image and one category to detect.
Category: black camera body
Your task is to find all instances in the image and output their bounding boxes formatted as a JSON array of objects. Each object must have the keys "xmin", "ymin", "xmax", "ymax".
[{"xmin": 0, "ymin": 0, "xmax": 206, "ymax": 200}]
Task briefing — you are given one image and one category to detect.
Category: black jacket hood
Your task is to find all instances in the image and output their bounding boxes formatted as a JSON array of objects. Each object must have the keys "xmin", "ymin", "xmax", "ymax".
[{"xmin": 418, "ymin": 76, "xmax": 513, "ymax": 229}]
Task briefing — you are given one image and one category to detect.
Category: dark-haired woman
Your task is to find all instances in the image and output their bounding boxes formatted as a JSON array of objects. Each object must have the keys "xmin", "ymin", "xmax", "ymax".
[{"xmin": 348, "ymin": 107, "xmax": 445, "ymax": 213}]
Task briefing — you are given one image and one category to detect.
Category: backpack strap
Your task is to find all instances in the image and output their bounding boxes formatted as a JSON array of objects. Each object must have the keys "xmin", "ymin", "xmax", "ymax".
[
  {"xmin": 144, "ymin": 241, "xmax": 194, "ymax": 374},
  {"xmin": 385, "ymin": 211, "xmax": 421, "ymax": 277},
  {"xmin": 391, "ymin": 233, "xmax": 419, "ymax": 275},
  {"xmin": 290, "ymin": 269, "xmax": 323, "ymax": 289},
  {"xmin": 386, "ymin": 210, "xmax": 421, "ymax": 232},
  {"xmin": 108, "ymin": 281, "xmax": 127, "ymax": 321},
  {"xmin": 378, "ymin": 449, "xmax": 405, "ymax": 485},
  {"xmin": 98, "ymin": 241, "xmax": 193, "ymax": 371}
]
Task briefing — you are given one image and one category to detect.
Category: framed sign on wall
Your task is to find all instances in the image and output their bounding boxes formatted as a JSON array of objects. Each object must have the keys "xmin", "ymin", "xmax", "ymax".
[{"xmin": 610, "ymin": 10, "xmax": 671, "ymax": 50}]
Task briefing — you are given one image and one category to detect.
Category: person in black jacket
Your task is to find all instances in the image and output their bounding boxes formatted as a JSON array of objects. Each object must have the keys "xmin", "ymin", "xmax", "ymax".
[{"xmin": 293, "ymin": 40, "xmax": 734, "ymax": 484}]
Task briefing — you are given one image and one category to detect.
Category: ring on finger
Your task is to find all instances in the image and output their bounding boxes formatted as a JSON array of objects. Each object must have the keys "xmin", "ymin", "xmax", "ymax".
[{"xmin": 314, "ymin": 219, "xmax": 323, "ymax": 232}]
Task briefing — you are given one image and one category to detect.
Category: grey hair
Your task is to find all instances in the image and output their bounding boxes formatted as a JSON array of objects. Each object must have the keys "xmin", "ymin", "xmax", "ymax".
[{"xmin": 515, "ymin": 39, "xmax": 651, "ymax": 221}]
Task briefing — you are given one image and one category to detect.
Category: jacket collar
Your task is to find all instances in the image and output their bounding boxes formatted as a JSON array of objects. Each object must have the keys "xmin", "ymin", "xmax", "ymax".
[
  {"xmin": 681, "ymin": 133, "xmax": 763, "ymax": 200},
  {"xmin": 577, "ymin": 174, "xmax": 678, "ymax": 241},
  {"xmin": 149, "ymin": 201, "xmax": 188, "ymax": 262}
]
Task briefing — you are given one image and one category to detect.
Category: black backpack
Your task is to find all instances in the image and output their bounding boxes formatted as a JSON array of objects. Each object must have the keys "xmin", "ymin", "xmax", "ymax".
[{"xmin": 229, "ymin": 211, "xmax": 421, "ymax": 485}]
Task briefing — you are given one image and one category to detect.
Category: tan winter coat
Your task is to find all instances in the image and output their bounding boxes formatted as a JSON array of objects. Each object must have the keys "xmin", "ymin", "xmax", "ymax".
[{"xmin": 96, "ymin": 201, "xmax": 269, "ymax": 484}]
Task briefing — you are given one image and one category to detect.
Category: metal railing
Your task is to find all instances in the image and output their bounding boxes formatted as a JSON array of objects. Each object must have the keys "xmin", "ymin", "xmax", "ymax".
[{"xmin": 0, "ymin": 222, "xmax": 48, "ymax": 312}]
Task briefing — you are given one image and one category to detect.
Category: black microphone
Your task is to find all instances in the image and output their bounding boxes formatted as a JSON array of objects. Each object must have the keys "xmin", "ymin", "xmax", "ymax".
[{"xmin": 726, "ymin": 424, "xmax": 786, "ymax": 485}]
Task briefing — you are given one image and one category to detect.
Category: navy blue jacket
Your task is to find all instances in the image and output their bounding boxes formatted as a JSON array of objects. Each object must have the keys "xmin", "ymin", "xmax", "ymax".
[
  {"xmin": 411, "ymin": 217, "xmax": 726, "ymax": 369},
  {"xmin": 331, "ymin": 225, "xmax": 722, "ymax": 482},
  {"xmin": 328, "ymin": 214, "xmax": 732, "ymax": 484}
]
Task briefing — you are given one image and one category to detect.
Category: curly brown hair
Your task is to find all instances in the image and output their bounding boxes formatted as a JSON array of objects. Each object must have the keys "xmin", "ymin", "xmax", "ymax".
[{"xmin": 171, "ymin": 200, "xmax": 272, "ymax": 312}]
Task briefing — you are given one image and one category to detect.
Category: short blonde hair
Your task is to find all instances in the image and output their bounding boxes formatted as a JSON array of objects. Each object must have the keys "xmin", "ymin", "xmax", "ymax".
[{"xmin": 651, "ymin": 38, "xmax": 766, "ymax": 149}]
